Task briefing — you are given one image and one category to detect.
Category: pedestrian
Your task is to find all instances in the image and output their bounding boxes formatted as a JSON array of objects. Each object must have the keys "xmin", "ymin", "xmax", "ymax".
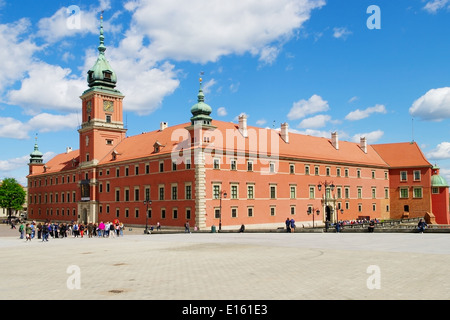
[
  {"xmin": 290, "ymin": 218, "xmax": 296, "ymax": 233},
  {"xmin": 88, "ymin": 223, "xmax": 94, "ymax": 238},
  {"xmin": 368, "ymin": 220, "xmax": 375, "ymax": 233},
  {"xmin": 418, "ymin": 219, "xmax": 427, "ymax": 233},
  {"xmin": 73, "ymin": 222, "xmax": 79, "ymax": 237},
  {"xmin": 25, "ymin": 224, "xmax": 32, "ymax": 241},
  {"xmin": 119, "ymin": 222, "xmax": 124, "ymax": 236},
  {"xmin": 30, "ymin": 222, "xmax": 35, "ymax": 239},
  {"xmin": 239, "ymin": 224, "xmax": 245, "ymax": 233},
  {"xmin": 79, "ymin": 223, "xmax": 85, "ymax": 238},
  {"xmin": 185, "ymin": 221, "xmax": 191, "ymax": 233},
  {"xmin": 115, "ymin": 223, "xmax": 120, "ymax": 236},
  {"xmin": 98, "ymin": 221, "xmax": 105, "ymax": 237},
  {"xmin": 41, "ymin": 223, "xmax": 49, "ymax": 242},
  {"xmin": 37, "ymin": 223, "xmax": 42, "ymax": 239},
  {"xmin": 105, "ymin": 221, "xmax": 110, "ymax": 237},
  {"xmin": 156, "ymin": 222, "xmax": 161, "ymax": 231},
  {"xmin": 19, "ymin": 222, "xmax": 25, "ymax": 239},
  {"xmin": 335, "ymin": 221, "xmax": 341, "ymax": 233},
  {"xmin": 285, "ymin": 217, "xmax": 291, "ymax": 233}
]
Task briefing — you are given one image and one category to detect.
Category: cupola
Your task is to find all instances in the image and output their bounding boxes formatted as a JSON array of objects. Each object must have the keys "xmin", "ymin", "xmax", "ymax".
[{"xmin": 190, "ymin": 78, "xmax": 213, "ymax": 126}]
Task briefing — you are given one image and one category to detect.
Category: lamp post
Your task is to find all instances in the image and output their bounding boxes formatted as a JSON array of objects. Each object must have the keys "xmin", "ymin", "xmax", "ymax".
[
  {"xmin": 317, "ymin": 181, "xmax": 335, "ymax": 224},
  {"xmin": 219, "ymin": 190, "xmax": 227, "ymax": 232},
  {"xmin": 143, "ymin": 198, "xmax": 152, "ymax": 234},
  {"xmin": 307, "ymin": 208, "xmax": 321, "ymax": 228}
]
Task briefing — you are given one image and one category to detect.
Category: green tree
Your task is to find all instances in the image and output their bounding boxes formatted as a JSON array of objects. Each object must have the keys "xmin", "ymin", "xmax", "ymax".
[{"xmin": 0, "ymin": 178, "xmax": 26, "ymax": 220}]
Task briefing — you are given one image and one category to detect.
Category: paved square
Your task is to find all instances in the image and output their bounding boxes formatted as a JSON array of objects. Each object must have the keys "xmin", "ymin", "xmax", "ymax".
[{"xmin": 1, "ymin": 225, "xmax": 449, "ymax": 300}]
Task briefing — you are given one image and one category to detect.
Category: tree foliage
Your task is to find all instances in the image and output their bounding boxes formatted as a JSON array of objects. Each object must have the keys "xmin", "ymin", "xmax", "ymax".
[{"xmin": 0, "ymin": 178, "xmax": 26, "ymax": 218}]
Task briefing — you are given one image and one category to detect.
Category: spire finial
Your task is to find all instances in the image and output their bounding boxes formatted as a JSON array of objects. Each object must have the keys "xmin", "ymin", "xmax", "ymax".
[{"xmin": 98, "ymin": 11, "xmax": 106, "ymax": 54}]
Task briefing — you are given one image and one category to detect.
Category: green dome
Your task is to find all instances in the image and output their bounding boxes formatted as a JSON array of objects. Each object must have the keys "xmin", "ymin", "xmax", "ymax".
[
  {"xmin": 30, "ymin": 142, "xmax": 43, "ymax": 164},
  {"xmin": 431, "ymin": 174, "xmax": 449, "ymax": 187},
  {"xmin": 190, "ymin": 80, "xmax": 213, "ymax": 125},
  {"xmin": 87, "ymin": 15, "xmax": 117, "ymax": 89}
]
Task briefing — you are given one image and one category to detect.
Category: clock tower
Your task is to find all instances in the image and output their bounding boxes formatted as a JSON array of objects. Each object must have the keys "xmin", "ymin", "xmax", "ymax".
[{"xmin": 78, "ymin": 14, "xmax": 126, "ymax": 166}]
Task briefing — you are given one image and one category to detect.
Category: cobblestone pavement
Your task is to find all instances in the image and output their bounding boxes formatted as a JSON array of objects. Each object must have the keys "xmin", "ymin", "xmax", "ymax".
[{"xmin": 1, "ymin": 224, "xmax": 449, "ymax": 300}]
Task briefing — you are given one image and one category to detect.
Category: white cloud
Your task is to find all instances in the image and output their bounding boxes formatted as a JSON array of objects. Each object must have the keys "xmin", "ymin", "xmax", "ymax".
[
  {"xmin": 345, "ymin": 104, "xmax": 387, "ymax": 121},
  {"xmin": 0, "ymin": 117, "xmax": 29, "ymax": 139},
  {"xmin": 202, "ymin": 79, "xmax": 217, "ymax": 95},
  {"xmin": 256, "ymin": 119, "xmax": 267, "ymax": 126},
  {"xmin": 298, "ymin": 114, "xmax": 331, "ymax": 129},
  {"xmin": 351, "ymin": 130, "xmax": 384, "ymax": 144},
  {"xmin": 348, "ymin": 96, "xmax": 358, "ymax": 103},
  {"xmin": 409, "ymin": 87, "xmax": 450, "ymax": 121},
  {"xmin": 333, "ymin": 27, "xmax": 352, "ymax": 39},
  {"xmin": 217, "ymin": 107, "xmax": 227, "ymax": 117},
  {"xmin": 287, "ymin": 94, "xmax": 329, "ymax": 120},
  {"xmin": 423, "ymin": 0, "xmax": 450, "ymax": 13},
  {"xmin": 0, "ymin": 18, "xmax": 40, "ymax": 94},
  {"xmin": 27, "ymin": 113, "xmax": 80, "ymax": 133},
  {"xmin": 124, "ymin": 0, "xmax": 325, "ymax": 63},
  {"xmin": 427, "ymin": 142, "xmax": 450, "ymax": 160},
  {"xmin": 294, "ymin": 128, "xmax": 332, "ymax": 138},
  {"xmin": 7, "ymin": 62, "xmax": 85, "ymax": 114},
  {"xmin": 0, "ymin": 155, "xmax": 29, "ymax": 172}
]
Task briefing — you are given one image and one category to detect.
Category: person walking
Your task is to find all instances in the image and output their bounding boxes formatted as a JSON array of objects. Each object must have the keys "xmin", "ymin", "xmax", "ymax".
[
  {"xmin": 98, "ymin": 221, "xmax": 105, "ymax": 237},
  {"xmin": 185, "ymin": 221, "xmax": 191, "ymax": 233},
  {"xmin": 368, "ymin": 220, "xmax": 375, "ymax": 233},
  {"xmin": 41, "ymin": 223, "xmax": 49, "ymax": 242},
  {"xmin": 19, "ymin": 222, "xmax": 25, "ymax": 239}
]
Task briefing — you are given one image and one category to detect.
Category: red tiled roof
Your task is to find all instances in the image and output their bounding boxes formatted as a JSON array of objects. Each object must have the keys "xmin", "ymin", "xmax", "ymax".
[{"xmin": 372, "ymin": 142, "xmax": 432, "ymax": 168}]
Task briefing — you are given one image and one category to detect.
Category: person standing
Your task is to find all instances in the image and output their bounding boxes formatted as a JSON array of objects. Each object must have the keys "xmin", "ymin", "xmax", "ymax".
[
  {"xmin": 290, "ymin": 218, "xmax": 296, "ymax": 233},
  {"xmin": 98, "ymin": 221, "xmax": 105, "ymax": 237},
  {"xmin": 37, "ymin": 223, "xmax": 42, "ymax": 239},
  {"xmin": 285, "ymin": 217, "xmax": 291, "ymax": 233},
  {"xmin": 25, "ymin": 224, "xmax": 32, "ymax": 241},
  {"xmin": 19, "ymin": 222, "xmax": 25, "ymax": 239},
  {"xmin": 41, "ymin": 223, "xmax": 49, "ymax": 242},
  {"xmin": 185, "ymin": 221, "xmax": 191, "ymax": 233}
]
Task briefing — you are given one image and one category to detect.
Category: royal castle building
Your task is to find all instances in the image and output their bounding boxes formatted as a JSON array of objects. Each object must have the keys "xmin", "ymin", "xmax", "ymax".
[{"xmin": 26, "ymin": 19, "xmax": 450, "ymax": 230}]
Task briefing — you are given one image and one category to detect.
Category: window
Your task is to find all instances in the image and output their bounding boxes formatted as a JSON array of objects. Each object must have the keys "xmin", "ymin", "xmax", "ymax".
[
  {"xmin": 326, "ymin": 167, "xmax": 330, "ymax": 176},
  {"xmin": 247, "ymin": 207, "xmax": 254, "ymax": 217},
  {"xmin": 337, "ymin": 187, "xmax": 342, "ymax": 199},
  {"xmin": 289, "ymin": 164, "xmax": 295, "ymax": 174},
  {"xmin": 270, "ymin": 206, "xmax": 276, "ymax": 216},
  {"xmin": 145, "ymin": 164, "xmax": 150, "ymax": 174},
  {"xmin": 372, "ymin": 187, "xmax": 376, "ymax": 199},
  {"xmin": 125, "ymin": 167, "xmax": 129, "ymax": 176},
  {"xmin": 134, "ymin": 188, "xmax": 140, "ymax": 201},
  {"xmin": 159, "ymin": 186, "xmax": 165, "ymax": 200},
  {"xmin": 269, "ymin": 162, "xmax": 275, "ymax": 173},
  {"xmin": 309, "ymin": 186, "xmax": 315, "ymax": 199},
  {"xmin": 172, "ymin": 185, "xmax": 178, "ymax": 200},
  {"xmin": 214, "ymin": 158, "xmax": 220, "ymax": 170},
  {"xmin": 135, "ymin": 166, "xmax": 139, "ymax": 175},
  {"xmin": 213, "ymin": 185, "xmax": 220, "ymax": 199},
  {"xmin": 161, "ymin": 209, "xmax": 166, "ymax": 219},
  {"xmin": 337, "ymin": 168, "xmax": 341, "ymax": 177},
  {"xmin": 400, "ymin": 171, "xmax": 407, "ymax": 181},
  {"xmin": 214, "ymin": 208, "xmax": 220, "ymax": 219},
  {"xmin": 270, "ymin": 185, "xmax": 276, "ymax": 199},
  {"xmin": 172, "ymin": 161, "xmax": 177, "ymax": 171},
  {"xmin": 186, "ymin": 208, "xmax": 191, "ymax": 220},
  {"xmin": 116, "ymin": 168, "xmax": 120, "ymax": 177},
  {"xmin": 357, "ymin": 169, "xmax": 361, "ymax": 178},
  {"xmin": 186, "ymin": 159, "xmax": 191, "ymax": 169},
  {"xmin": 400, "ymin": 187, "xmax": 409, "ymax": 199},
  {"xmin": 145, "ymin": 187, "xmax": 150, "ymax": 201},
  {"xmin": 185, "ymin": 185, "xmax": 192, "ymax": 200},
  {"xmin": 159, "ymin": 161, "xmax": 164, "ymax": 172},
  {"xmin": 172, "ymin": 209, "xmax": 178, "ymax": 219},
  {"xmin": 432, "ymin": 187, "xmax": 439, "ymax": 194},
  {"xmin": 372, "ymin": 170, "xmax": 376, "ymax": 179},
  {"xmin": 305, "ymin": 165, "xmax": 310, "ymax": 175},
  {"xmin": 290, "ymin": 186, "xmax": 296, "ymax": 199},
  {"xmin": 345, "ymin": 168, "xmax": 349, "ymax": 177},
  {"xmin": 357, "ymin": 188, "xmax": 362, "ymax": 199},
  {"xmin": 385, "ymin": 188, "xmax": 389, "ymax": 199},
  {"xmin": 414, "ymin": 170, "xmax": 421, "ymax": 181},
  {"xmin": 231, "ymin": 185, "xmax": 238, "ymax": 199},
  {"xmin": 247, "ymin": 160, "xmax": 253, "ymax": 171},
  {"xmin": 115, "ymin": 189, "xmax": 120, "ymax": 201},
  {"xmin": 125, "ymin": 208, "xmax": 129, "ymax": 218},
  {"xmin": 247, "ymin": 185, "xmax": 254, "ymax": 199},
  {"xmin": 372, "ymin": 203, "xmax": 376, "ymax": 212},
  {"xmin": 231, "ymin": 159, "xmax": 237, "ymax": 171},
  {"xmin": 231, "ymin": 207, "xmax": 237, "ymax": 218},
  {"xmin": 124, "ymin": 189, "xmax": 130, "ymax": 202},
  {"xmin": 345, "ymin": 187, "xmax": 350, "ymax": 199},
  {"xmin": 314, "ymin": 166, "xmax": 319, "ymax": 175},
  {"xmin": 413, "ymin": 187, "xmax": 423, "ymax": 198},
  {"xmin": 290, "ymin": 206, "xmax": 296, "ymax": 215},
  {"xmin": 116, "ymin": 208, "xmax": 120, "ymax": 218},
  {"xmin": 358, "ymin": 204, "xmax": 362, "ymax": 212},
  {"xmin": 106, "ymin": 139, "xmax": 113, "ymax": 145},
  {"xmin": 106, "ymin": 182, "xmax": 110, "ymax": 193},
  {"xmin": 135, "ymin": 208, "xmax": 139, "ymax": 218},
  {"xmin": 106, "ymin": 115, "xmax": 111, "ymax": 123}
]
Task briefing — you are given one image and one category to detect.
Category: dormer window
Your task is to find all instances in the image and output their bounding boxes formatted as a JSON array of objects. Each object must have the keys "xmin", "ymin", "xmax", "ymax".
[
  {"xmin": 153, "ymin": 141, "xmax": 163, "ymax": 153},
  {"xmin": 103, "ymin": 71, "xmax": 112, "ymax": 81}
]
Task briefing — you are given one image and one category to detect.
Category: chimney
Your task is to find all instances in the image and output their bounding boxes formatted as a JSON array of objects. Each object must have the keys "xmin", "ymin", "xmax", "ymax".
[
  {"xmin": 281, "ymin": 123, "xmax": 289, "ymax": 143},
  {"xmin": 66, "ymin": 147, "xmax": 72, "ymax": 153},
  {"xmin": 360, "ymin": 137, "xmax": 367, "ymax": 153},
  {"xmin": 331, "ymin": 132, "xmax": 339, "ymax": 150},
  {"xmin": 238, "ymin": 114, "xmax": 248, "ymax": 138},
  {"xmin": 160, "ymin": 122, "xmax": 168, "ymax": 131}
]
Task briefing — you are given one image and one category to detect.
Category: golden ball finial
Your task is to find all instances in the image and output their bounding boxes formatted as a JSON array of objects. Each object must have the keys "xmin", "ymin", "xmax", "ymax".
[{"xmin": 199, "ymin": 77, "xmax": 202, "ymax": 83}]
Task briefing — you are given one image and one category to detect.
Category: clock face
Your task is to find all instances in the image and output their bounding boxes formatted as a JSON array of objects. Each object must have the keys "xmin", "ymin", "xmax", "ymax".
[
  {"xmin": 103, "ymin": 100, "xmax": 114, "ymax": 112},
  {"xmin": 86, "ymin": 101, "xmax": 92, "ymax": 113}
]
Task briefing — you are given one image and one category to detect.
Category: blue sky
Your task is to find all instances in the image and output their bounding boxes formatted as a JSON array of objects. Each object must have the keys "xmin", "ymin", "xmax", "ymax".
[{"xmin": 1, "ymin": 0, "xmax": 450, "ymax": 185}]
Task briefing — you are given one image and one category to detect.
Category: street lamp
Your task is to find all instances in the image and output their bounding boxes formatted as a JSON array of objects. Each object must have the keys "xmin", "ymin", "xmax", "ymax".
[
  {"xmin": 219, "ymin": 190, "xmax": 227, "ymax": 231},
  {"xmin": 317, "ymin": 181, "xmax": 335, "ymax": 224},
  {"xmin": 143, "ymin": 198, "xmax": 152, "ymax": 234},
  {"xmin": 307, "ymin": 208, "xmax": 320, "ymax": 228}
]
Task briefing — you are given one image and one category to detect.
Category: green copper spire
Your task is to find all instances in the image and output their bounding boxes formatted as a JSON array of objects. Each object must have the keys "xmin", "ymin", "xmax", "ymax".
[
  {"xmin": 431, "ymin": 165, "xmax": 449, "ymax": 187},
  {"xmin": 29, "ymin": 135, "xmax": 43, "ymax": 164},
  {"xmin": 87, "ymin": 13, "xmax": 117, "ymax": 89},
  {"xmin": 190, "ymin": 77, "xmax": 213, "ymax": 125}
]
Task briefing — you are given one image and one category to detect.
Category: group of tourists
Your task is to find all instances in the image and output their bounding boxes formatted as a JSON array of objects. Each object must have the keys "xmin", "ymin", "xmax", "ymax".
[{"xmin": 19, "ymin": 220, "xmax": 125, "ymax": 241}]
